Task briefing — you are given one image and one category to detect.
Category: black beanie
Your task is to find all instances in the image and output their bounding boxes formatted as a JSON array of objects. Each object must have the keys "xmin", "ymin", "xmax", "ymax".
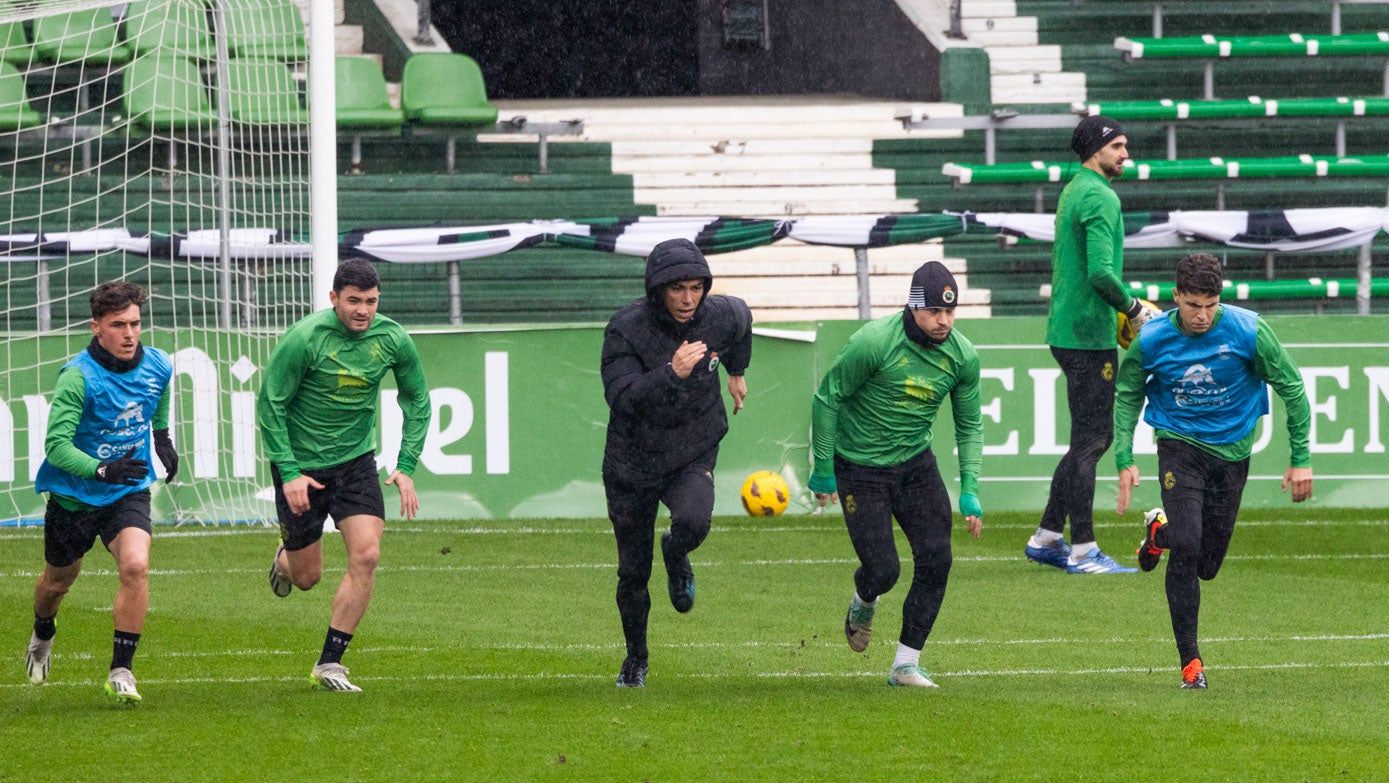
[
  {"xmin": 907, "ymin": 261, "xmax": 958, "ymax": 309},
  {"xmin": 1071, "ymin": 115, "xmax": 1125, "ymax": 161}
]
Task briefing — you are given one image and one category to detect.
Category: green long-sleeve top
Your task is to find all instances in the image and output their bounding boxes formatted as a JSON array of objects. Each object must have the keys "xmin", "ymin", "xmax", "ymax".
[
  {"xmin": 1046, "ymin": 167, "xmax": 1135, "ymax": 349},
  {"xmin": 1114, "ymin": 308, "xmax": 1311, "ymax": 469},
  {"xmin": 257, "ymin": 308, "xmax": 431, "ymax": 482},
  {"xmin": 811, "ymin": 314, "xmax": 983, "ymax": 494},
  {"xmin": 46, "ymin": 370, "xmax": 171, "ymax": 479}
]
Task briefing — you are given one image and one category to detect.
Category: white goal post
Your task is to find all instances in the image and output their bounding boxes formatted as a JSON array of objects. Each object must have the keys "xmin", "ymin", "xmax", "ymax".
[{"xmin": 0, "ymin": 0, "xmax": 337, "ymax": 525}]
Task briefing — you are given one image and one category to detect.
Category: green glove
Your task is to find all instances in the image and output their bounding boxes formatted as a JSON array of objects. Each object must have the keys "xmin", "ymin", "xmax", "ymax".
[{"xmin": 959, "ymin": 492, "xmax": 983, "ymax": 519}]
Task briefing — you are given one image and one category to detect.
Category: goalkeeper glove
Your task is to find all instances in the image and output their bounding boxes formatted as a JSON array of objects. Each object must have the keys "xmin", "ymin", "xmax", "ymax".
[
  {"xmin": 153, "ymin": 429, "xmax": 179, "ymax": 482},
  {"xmin": 95, "ymin": 448, "xmax": 149, "ymax": 486},
  {"xmin": 1126, "ymin": 298, "xmax": 1161, "ymax": 331}
]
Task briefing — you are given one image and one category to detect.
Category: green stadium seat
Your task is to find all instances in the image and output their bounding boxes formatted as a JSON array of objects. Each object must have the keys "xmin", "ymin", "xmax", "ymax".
[
  {"xmin": 331, "ymin": 56, "xmax": 403, "ymax": 171},
  {"xmin": 0, "ymin": 60, "xmax": 41, "ymax": 130},
  {"xmin": 124, "ymin": 0, "xmax": 216, "ymax": 61},
  {"xmin": 401, "ymin": 53, "xmax": 499, "ymax": 128},
  {"xmin": 32, "ymin": 8, "xmax": 132, "ymax": 66},
  {"xmin": 400, "ymin": 53, "xmax": 499, "ymax": 174},
  {"xmin": 0, "ymin": 19, "xmax": 32, "ymax": 67},
  {"xmin": 1116, "ymin": 32, "xmax": 1389, "ymax": 59},
  {"xmin": 225, "ymin": 0, "xmax": 308, "ymax": 62},
  {"xmin": 122, "ymin": 55, "xmax": 217, "ymax": 131},
  {"xmin": 226, "ymin": 58, "xmax": 307, "ymax": 125},
  {"xmin": 1076, "ymin": 96, "xmax": 1389, "ymax": 120}
]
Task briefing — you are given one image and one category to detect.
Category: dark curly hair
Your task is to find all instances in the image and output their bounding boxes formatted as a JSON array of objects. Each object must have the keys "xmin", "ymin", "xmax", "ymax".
[
  {"xmin": 1174, "ymin": 253, "xmax": 1224, "ymax": 298},
  {"xmin": 333, "ymin": 258, "xmax": 380, "ymax": 293},
  {"xmin": 89, "ymin": 280, "xmax": 147, "ymax": 320}
]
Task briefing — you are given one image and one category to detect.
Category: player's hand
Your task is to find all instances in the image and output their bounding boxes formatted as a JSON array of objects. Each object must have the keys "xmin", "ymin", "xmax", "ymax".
[
  {"xmin": 153, "ymin": 428, "xmax": 179, "ymax": 482},
  {"xmin": 96, "ymin": 448, "xmax": 148, "ymax": 486},
  {"xmin": 959, "ymin": 493, "xmax": 983, "ymax": 538},
  {"xmin": 1282, "ymin": 466, "xmax": 1313, "ymax": 503},
  {"xmin": 1117, "ymin": 465, "xmax": 1140, "ymax": 514},
  {"xmin": 283, "ymin": 474, "xmax": 325, "ymax": 515},
  {"xmin": 1127, "ymin": 299, "xmax": 1162, "ymax": 330},
  {"xmin": 813, "ymin": 492, "xmax": 838, "ymax": 509},
  {"xmin": 387, "ymin": 470, "xmax": 419, "ymax": 519},
  {"xmin": 727, "ymin": 374, "xmax": 747, "ymax": 415},
  {"xmin": 670, "ymin": 340, "xmax": 708, "ymax": 379}
]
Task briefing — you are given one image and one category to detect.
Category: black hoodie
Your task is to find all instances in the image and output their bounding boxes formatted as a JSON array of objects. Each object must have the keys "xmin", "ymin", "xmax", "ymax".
[{"xmin": 600, "ymin": 239, "xmax": 753, "ymax": 479}]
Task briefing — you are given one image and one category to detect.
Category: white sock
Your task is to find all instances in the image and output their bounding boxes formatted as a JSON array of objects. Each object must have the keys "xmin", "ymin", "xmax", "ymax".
[
  {"xmin": 853, "ymin": 591, "xmax": 877, "ymax": 608},
  {"xmin": 1069, "ymin": 541, "xmax": 1098, "ymax": 562},
  {"xmin": 893, "ymin": 643, "xmax": 922, "ymax": 669},
  {"xmin": 1028, "ymin": 529, "xmax": 1064, "ymax": 548}
]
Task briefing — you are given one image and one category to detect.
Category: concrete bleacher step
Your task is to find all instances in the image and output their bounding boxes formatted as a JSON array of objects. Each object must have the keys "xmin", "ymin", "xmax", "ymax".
[
  {"xmin": 489, "ymin": 97, "xmax": 943, "ymax": 217},
  {"xmin": 706, "ymin": 242, "xmax": 991, "ymax": 321},
  {"xmin": 992, "ymin": 71, "xmax": 1087, "ymax": 104},
  {"xmin": 986, "ymin": 45, "xmax": 1063, "ymax": 74}
]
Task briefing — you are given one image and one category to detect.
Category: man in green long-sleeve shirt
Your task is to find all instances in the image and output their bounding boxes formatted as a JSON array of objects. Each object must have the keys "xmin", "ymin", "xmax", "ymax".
[
  {"xmin": 27, "ymin": 280, "xmax": 178, "ymax": 703},
  {"xmin": 1114, "ymin": 252, "xmax": 1312, "ymax": 689},
  {"xmin": 257, "ymin": 258, "xmax": 431, "ymax": 692},
  {"xmin": 1029, "ymin": 115, "xmax": 1162, "ymax": 575},
  {"xmin": 809, "ymin": 261, "xmax": 983, "ymax": 688}
]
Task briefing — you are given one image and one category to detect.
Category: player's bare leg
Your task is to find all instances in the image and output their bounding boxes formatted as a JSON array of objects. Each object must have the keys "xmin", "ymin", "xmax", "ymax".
[
  {"xmin": 281, "ymin": 539, "xmax": 324, "ymax": 592},
  {"xmin": 27, "ymin": 560, "xmax": 80, "ymax": 684},
  {"xmin": 310, "ymin": 514, "xmax": 382, "ymax": 693}
]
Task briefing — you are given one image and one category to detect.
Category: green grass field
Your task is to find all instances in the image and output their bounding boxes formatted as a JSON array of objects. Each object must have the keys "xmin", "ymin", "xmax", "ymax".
[{"xmin": 2, "ymin": 508, "xmax": 1387, "ymax": 782}]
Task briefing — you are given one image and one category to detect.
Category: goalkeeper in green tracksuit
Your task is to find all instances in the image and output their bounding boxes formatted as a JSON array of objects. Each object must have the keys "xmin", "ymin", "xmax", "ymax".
[
  {"xmin": 257, "ymin": 258, "xmax": 431, "ymax": 693},
  {"xmin": 809, "ymin": 261, "xmax": 984, "ymax": 688}
]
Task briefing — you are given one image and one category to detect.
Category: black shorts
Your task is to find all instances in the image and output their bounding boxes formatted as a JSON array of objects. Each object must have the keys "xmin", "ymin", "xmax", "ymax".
[
  {"xmin": 43, "ymin": 491, "xmax": 152, "ymax": 569},
  {"xmin": 272, "ymin": 452, "xmax": 386, "ymax": 551}
]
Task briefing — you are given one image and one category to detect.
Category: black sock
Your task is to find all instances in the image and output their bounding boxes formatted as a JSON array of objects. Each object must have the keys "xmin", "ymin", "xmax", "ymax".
[
  {"xmin": 318, "ymin": 626, "xmax": 353, "ymax": 666},
  {"xmin": 34, "ymin": 613, "xmax": 56, "ymax": 642},
  {"xmin": 111, "ymin": 630, "xmax": 140, "ymax": 671}
]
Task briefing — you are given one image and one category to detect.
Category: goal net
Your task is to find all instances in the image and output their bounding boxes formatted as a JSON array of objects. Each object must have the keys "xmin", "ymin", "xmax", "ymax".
[{"xmin": 0, "ymin": 0, "xmax": 315, "ymax": 525}]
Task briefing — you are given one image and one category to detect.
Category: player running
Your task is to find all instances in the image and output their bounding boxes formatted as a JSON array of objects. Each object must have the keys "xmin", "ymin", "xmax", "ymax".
[
  {"xmin": 26, "ymin": 280, "xmax": 178, "ymax": 703},
  {"xmin": 257, "ymin": 258, "xmax": 431, "ymax": 692},
  {"xmin": 810, "ymin": 261, "xmax": 984, "ymax": 688},
  {"xmin": 1114, "ymin": 252, "xmax": 1313, "ymax": 689}
]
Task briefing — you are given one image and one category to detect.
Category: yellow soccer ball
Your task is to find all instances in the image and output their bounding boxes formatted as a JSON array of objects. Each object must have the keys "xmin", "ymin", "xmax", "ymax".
[
  {"xmin": 740, "ymin": 470, "xmax": 790, "ymax": 517},
  {"xmin": 1117, "ymin": 299, "xmax": 1158, "ymax": 349}
]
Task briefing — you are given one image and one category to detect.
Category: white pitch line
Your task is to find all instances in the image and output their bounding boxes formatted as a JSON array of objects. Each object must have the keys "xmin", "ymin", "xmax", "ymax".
[
  {"xmin": 2, "ymin": 549, "xmax": 1387, "ymax": 580},
  {"xmin": 7, "ymin": 659, "xmax": 1389, "ymax": 690}
]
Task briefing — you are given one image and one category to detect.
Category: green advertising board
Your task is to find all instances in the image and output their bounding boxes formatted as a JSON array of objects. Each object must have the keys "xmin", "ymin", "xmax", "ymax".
[{"xmin": 2, "ymin": 315, "xmax": 1386, "ymax": 524}]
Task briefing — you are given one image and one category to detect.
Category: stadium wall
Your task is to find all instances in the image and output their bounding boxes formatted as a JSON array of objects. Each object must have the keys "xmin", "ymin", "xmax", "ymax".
[{"xmin": 2, "ymin": 316, "xmax": 1386, "ymax": 523}]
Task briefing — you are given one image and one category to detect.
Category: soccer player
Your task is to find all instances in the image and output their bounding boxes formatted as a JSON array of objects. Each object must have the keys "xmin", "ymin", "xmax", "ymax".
[
  {"xmin": 809, "ymin": 261, "xmax": 984, "ymax": 688},
  {"xmin": 257, "ymin": 258, "xmax": 431, "ymax": 693},
  {"xmin": 601, "ymin": 238, "xmax": 752, "ymax": 688},
  {"xmin": 1114, "ymin": 252, "xmax": 1313, "ymax": 689},
  {"xmin": 1028, "ymin": 115, "xmax": 1161, "ymax": 574},
  {"xmin": 26, "ymin": 280, "xmax": 178, "ymax": 703}
]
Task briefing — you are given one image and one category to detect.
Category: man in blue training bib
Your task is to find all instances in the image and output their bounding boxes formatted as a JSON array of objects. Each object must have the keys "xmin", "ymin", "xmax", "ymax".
[
  {"xmin": 1113, "ymin": 253, "xmax": 1313, "ymax": 690},
  {"xmin": 26, "ymin": 280, "xmax": 179, "ymax": 704}
]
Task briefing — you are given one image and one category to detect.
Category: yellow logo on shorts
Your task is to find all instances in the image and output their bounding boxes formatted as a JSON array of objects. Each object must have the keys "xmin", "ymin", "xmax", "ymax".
[
  {"xmin": 1102, "ymin": 362, "xmax": 1115, "ymax": 381},
  {"xmin": 1163, "ymin": 471, "xmax": 1176, "ymax": 490},
  {"xmin": 844, "ymin": 495, "xmax": 857, "ymax": 515}
]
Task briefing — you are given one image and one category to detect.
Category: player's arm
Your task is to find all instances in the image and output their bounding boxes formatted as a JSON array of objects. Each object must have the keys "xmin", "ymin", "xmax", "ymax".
[
  {"xmin": 152, "ymin": 387, "xmax": 179, "ymax": 481},
  {"xmin": 1252, "ymin": 317, "xmax": 1313, "ymax": 501},
  {"xmin": 1080, "ymin": 190, "xmax": 1134, "ymax": 313},
  {"xmin": 601, "ymin": 324, "xmax": 679, "ymax": 418},
  {"xmin": 255, "ymin": 333, "xmax": 309, "ymax": 482},
  {"xmin": 809, "ymin": 335, "xmax": 877, "ymax": 504},
  {"xmin": 44, "ymin": 368, "xmax": 100, "ymax": 478},
  {"xmin": 387, "ymin": 334, "xmax": 431, "ymax": 519},
  {"xmin": 719, "ymin": 297, "xmax": 754, "ymax": 414},
  {"xmin": 1113, "ymin": 339, "xmax": 1148, "ymax": 513},
  {"xmin": 949, "ymin": 349, "xmax": 984, "ymax": 536}
]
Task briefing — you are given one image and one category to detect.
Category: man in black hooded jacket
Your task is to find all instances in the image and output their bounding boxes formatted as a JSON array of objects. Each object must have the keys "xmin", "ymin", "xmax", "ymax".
[{"xmin": 600, "ymin": 238, "xmax": 753, "ymax": 687}]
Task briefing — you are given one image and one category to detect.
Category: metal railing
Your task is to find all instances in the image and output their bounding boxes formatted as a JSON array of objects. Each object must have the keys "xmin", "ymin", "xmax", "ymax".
[
  {"xmin": 947, "ymin": 0, "xmax": 966, "ymax": 39},
  {"xmin": 415, "ymin": 0, "xmax": 434, "ymax": 46}
]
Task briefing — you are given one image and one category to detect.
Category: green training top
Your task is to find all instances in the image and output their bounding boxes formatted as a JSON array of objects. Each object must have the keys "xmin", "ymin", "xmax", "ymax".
[
  {"xmin": 811, "ymin": 313, "xmax": 983, "ymax": 495},
  {"xmin": 46, "ymin": 368, "xmax": 171, "ymax": 511},
  {"xmin": 1113, "ymin": 308, "xmax": 1311, "ymax": 469},
  {"xmin": 257, "ymin": 308, "xmax": 431, "ymax": 482},
  {"xmin": 1046, "ymin": 167, "xmax": 1135, "ymax": 350}
]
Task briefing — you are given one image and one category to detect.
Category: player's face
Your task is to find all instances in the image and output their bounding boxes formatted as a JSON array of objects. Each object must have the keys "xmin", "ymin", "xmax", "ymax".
[
  {"xmin": 1092, "ymin": 135, "xmax": 1129, "ymax": 179},
  {"xmin": 911, "ymin": 306, "xmax": 955, "ymax": 342},
  {"xmin": 91, "ymin": 304, "xmax": 142, "ymax": 361},
  {"xmin": 1173, "ymin": 290, "xmax": 1220, "ymax": 335},
  {"xmin": 664, "ymin": 279, "xmax": 704, "ymax": 323},
  {"xmin": 330, "ymin": 285, "xmax": 380, "ymax": 333}
]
